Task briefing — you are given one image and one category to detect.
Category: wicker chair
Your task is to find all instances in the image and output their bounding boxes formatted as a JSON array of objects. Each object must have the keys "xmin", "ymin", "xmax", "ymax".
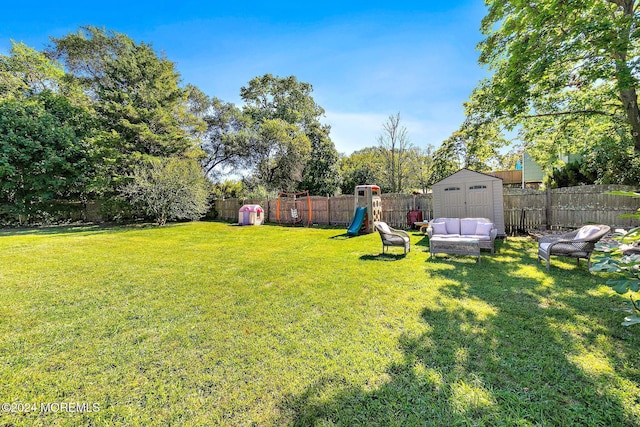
[
  {"xmin": 374, "ymin": 221, "xmax": 410, "ymax": 255},
  {"xmin": 537, "ymin": 224, "xmax": 610, "ymax": 271}
]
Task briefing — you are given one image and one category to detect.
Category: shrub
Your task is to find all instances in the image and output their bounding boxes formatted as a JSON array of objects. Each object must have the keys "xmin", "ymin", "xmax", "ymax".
[
  {"xmin": 121, "ymin": 157, "xmax": 210, "ymax": 225},
  {"xmin": 591, "ymin": 191, "xmax": 640, "ymax": 326}
]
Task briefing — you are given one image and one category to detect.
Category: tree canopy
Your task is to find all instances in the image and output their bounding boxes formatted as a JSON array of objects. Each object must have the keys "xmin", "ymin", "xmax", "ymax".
[
  {"xmin": 49, "ymin": 26, "xmax": 203, "ymax": 162},
  {"xmin": 466, "ymin": 0, "xmax": 640, "ymax": 183},
  {"xmin": 239, "ymin": 74, "xmax": 339, "ymax": 194},
  {"xmin": 0, "ymin": 91, "xmax": 95, "ymax": 221}
]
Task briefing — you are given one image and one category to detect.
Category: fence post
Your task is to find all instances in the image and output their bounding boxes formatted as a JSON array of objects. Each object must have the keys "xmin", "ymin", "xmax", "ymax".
[{"xmin": 545, "ymin": 187, "xmax": 552, "ymax": 230}]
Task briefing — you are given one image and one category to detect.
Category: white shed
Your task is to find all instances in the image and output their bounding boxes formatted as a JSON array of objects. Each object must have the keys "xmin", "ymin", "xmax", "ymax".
[{"xmin": 432, "ymin": 169, "xmax": 505, "ymax": 237}]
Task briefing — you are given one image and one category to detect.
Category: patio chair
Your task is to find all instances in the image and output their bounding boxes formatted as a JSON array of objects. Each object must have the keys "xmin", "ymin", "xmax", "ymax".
[
  {"xmin": 537, "ymin": 224, "xmax": 610, "ymax": 271},
  {"xmin": 374, "ymin": 221, "xmax": 410, "ymax": 255}
]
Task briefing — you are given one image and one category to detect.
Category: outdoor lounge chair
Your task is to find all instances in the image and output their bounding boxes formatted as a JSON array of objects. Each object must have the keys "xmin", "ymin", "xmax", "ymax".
[
  {"xmin": 537, "ymin": 224, "xmax": 610, "ymax": 271},
  {"xmin": 374, "ymin": 221, "xmax": 410, "ymax": 255}
]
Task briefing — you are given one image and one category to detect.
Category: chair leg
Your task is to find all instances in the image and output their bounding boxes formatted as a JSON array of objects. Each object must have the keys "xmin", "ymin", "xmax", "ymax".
[{"xmin": 546, "ymin": 258, "xmax": 551, "ymax": 271}]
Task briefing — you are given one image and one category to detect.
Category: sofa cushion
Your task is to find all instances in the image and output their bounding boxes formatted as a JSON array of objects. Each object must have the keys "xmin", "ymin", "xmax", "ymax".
[
  {"xmin": 460, "ymin": 219, "xmax": 478, "ymax": 235},
  {"xmin": 467, "ymin": 234, "xmax": 492, "ymax": 241},
  {"xmin": 443, "ymin": 218, "xmax": 460, "ymax": 234},
  {"xmin": 376, "ymin": 222, "xmax": 391, "ymax": 233},
  {"xmin": 431, "ymin": 222, "xmax": 447, "ymax": 235},
  {"xmin": 475, "ymin": 222, "xmax": 494, "ymax": 236}
]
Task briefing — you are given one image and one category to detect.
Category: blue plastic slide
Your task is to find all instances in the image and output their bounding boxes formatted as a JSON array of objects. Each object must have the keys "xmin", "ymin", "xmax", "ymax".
[{"xmin": 347, "ymin": 207, "xmax": 367, "ymax": 236}]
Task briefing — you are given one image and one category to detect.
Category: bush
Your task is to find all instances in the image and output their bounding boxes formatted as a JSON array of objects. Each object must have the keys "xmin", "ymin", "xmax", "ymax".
[
  {"xmin": 591, "ymin": 191, "xmax": 640, "ymax": 326},
  {"xmin": 121, "ymin": 157, "xmax": 210, "ymax": 225}
]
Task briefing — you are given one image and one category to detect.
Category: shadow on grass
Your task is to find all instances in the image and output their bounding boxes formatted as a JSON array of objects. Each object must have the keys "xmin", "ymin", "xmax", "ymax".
[
  {"xmin": 0, "ymin": 223, "xmax": 136, "ymax": 237},
  {"xmin": 280, "ymin": 238, "xmax": 640, "ymax": 426},
  {"xmin": 329, "ymin": 233, "xmax": 359, "ymax": 240},
  {"xmin": 359, "ymin": 253, "xmax": 406, "ymax": 261}
]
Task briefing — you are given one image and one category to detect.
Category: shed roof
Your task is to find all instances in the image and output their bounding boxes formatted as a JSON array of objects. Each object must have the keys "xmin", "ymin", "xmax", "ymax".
[{"xmin": 434, "ymin": 168, "xmax": 503, "ymax": 186}]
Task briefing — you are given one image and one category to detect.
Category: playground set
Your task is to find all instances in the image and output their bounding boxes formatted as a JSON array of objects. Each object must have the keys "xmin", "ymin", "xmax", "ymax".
[
  {"xmin": 275, "ymin": 190, "xmax": 312, "ymax": 226},
  {"xmin": 347, "ymin": 185, "xmax": 382, "ymax": 235}
]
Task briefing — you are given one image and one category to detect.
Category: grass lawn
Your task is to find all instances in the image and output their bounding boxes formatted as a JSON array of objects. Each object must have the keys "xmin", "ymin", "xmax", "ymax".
[{"xmin": 0, "ymin": 221, "xmax": 639, "ymax": 426}]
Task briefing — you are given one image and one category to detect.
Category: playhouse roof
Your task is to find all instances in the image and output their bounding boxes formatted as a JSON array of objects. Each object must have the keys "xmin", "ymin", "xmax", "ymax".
[{"xmin": 239, "ymin": 204, "xmax": 263, "ymax": 212}]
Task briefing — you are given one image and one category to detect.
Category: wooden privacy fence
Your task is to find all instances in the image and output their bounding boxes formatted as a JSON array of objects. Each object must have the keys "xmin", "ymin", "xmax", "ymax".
[
  {"xmin": 503, "ymin": 185, "xmax": 640, "ymax": 233},
  {"xmin": 213, "ymin": 194, "xmax": 434, "ymax": 229},
  {"xmin": 214, "ymin": 185, "xmax": 640, "ymax": 232}
]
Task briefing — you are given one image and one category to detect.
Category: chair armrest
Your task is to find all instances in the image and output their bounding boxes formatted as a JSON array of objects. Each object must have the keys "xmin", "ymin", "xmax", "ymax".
[{"xmin": 390, "ymin": 227, "xmax": 410, "ymax": 239}]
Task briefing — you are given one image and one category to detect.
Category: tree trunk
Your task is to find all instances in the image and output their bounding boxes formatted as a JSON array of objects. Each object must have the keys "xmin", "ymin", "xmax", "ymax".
[
  {"xmin": 613, "ymin": 0, "xmax": 640, "ymax": 152},
  {"xmin": 619, "ymin": 87, "xmax": 640, "ymax": 152}
]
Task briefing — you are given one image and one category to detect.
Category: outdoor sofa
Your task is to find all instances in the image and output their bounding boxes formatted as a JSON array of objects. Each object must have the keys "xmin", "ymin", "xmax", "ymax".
[{"xmin": 427, "ymin": 217, "xmax": 497, "ymax": 254}]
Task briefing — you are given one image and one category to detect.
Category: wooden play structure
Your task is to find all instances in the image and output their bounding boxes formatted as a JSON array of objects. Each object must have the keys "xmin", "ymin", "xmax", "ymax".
[
  {"xmin": 275, "ymin": 190, "xmax": 312, "ymax": 226},
  {"xmin": 347, "ymin": 185, "xmax": 382, "ymax": 235}
]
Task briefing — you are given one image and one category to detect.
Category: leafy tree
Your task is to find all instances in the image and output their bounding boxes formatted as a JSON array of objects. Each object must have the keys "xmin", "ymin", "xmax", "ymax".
[
  {"xmin": 211, "ymin": 180, "xmax": 244, "ymax": 199},
  {"xmin": 300, "ymin": 123, "xmax": 341, "ymax": 195},
  {"xmin": 339, "ymin": 147, "xmax": 386, "ymax": 194},
  {"xmin": 240, "ymin": 74, "xmax": 338, "ymax": 191},
  {"xmin": 403, "ymin": 145, "xmax": 436, "ymax": 193},
  {"xmin": 120, "ymin": 157, "xmax": 210, "ymax": 225},
  {"xmin": 49, "ymin": 26, "xmax": 204, "ymax": 167},
  {"xmin": 377, "ymin": 113, "xmax": 413, "ymax": 193},
  {"xmin": 251, "ymin": 119, "xmax": 311, "ymax": 192},
  {"xmin": 200, "ymin": 97, "xmax": 253, "ymax": 179},
  {"xmin": 549, "ymin": 160, "xmax": 596, "ymax": 188},
  {"xmin": 0, "ymin": 92, "xmax": 95, "ymax": 222},
  {"xmin": 0, "ymin": 41, "xmax": 65, "ymax": 98},
  {"xmin": 429, "ymin": 138, "xmax": 463, "ymax": 184},
  {"xmin": 468, "ymin": 0, "xmax": 640, "ymax": 181},
  {"xmin": 240, "ymin": 74, "xmax": 325, "ymax": 130}
]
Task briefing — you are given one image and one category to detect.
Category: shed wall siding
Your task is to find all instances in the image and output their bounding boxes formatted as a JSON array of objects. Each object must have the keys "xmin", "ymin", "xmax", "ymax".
[{"xmin": 432, "ymin": 169, "xmax": 506, "ymax": 236}]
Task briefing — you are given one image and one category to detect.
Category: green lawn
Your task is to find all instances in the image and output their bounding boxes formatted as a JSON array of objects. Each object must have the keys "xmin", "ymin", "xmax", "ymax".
[{"xmin": 0, "ymin": 221, "xmax": 638, "ymax": 426}]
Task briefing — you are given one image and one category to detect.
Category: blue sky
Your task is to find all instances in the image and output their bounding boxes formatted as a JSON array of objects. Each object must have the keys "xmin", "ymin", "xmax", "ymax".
[{"xmin": 0, "ymin": 1, "xmax": 489, "ymax": 154}]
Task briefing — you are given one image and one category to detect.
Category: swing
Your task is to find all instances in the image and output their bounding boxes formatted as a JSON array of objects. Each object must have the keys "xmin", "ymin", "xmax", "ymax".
[{"xmin": 275, "ymin": 190, "xmax": 312, "ymax": 226}]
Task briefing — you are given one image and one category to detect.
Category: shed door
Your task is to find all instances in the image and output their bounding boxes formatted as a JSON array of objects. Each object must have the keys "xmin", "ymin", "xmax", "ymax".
[
  {"xmin": 465, "ymin": 182, "xmax": 493, "ymax": 218},
  {"xmin": 441, "ymin": 185, "xmax": 466, "ymax": 217}
]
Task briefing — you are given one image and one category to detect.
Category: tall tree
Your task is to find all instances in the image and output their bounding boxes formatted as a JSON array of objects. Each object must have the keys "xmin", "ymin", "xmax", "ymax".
[
  {"xmin": 0, "ymin": 92, "xmax": 95, "ymax": 222},
  {"xmin": 472, "ymin": 0, "xmax": 640, "ymax": 181},
  {"xmin": 200, "ymin": 97, "xmax": 254, "ymax": 179},
  {"xmin": 300, "ymin": 123, "xmax": 341, "ymax": 195},
  {"xmin": 339, "ymin": 147, "xmax": 387, "ymax": 194},
  {"xmin": 377, "ymin": 113, "xmax": 413, "ymax": 193},
  {"xmin": 0, "ymin": 41, "xmax": 65, "ymax": 98},
  {"xmin": 239, "ymin": 74, "xmax": 338, "ymax": 191},
  {"xmin": 49, "ymin": 26, "xmax": 204, "ymax": 162},
  {"xmin": 240, "ymin": 74, "xmax": 325, "ymax": 130},
  {"xmin": 252, "ymin": 119, "xmax": 311, "ymax": 192},
  {"xmin": 403, "ymin": 145, "xmax": 436, "ymax": 193}
]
